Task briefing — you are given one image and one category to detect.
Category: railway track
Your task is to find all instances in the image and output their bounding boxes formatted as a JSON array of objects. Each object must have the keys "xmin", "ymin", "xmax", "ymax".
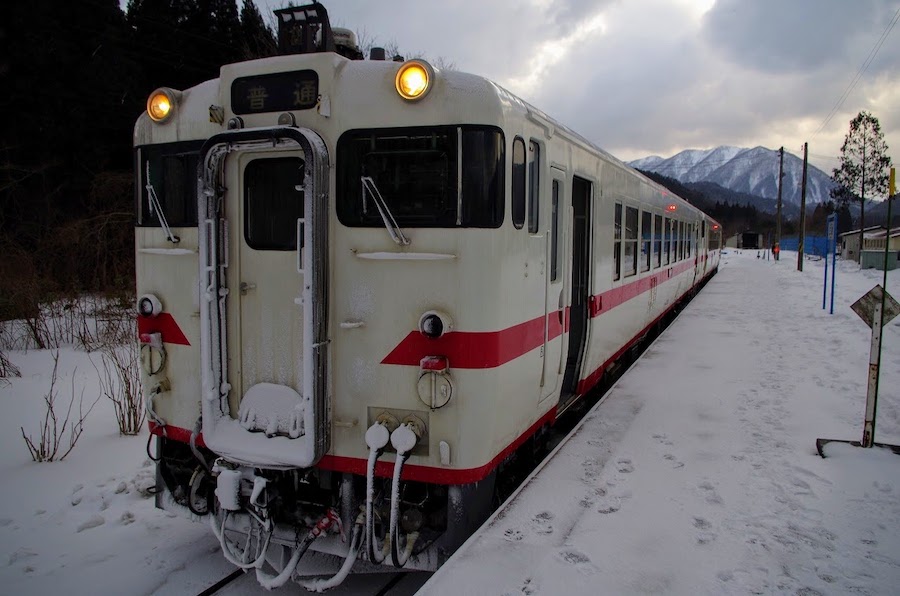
[{"xmin": 195, "ymin": 568, "xmax": 430, "ymax": 596}]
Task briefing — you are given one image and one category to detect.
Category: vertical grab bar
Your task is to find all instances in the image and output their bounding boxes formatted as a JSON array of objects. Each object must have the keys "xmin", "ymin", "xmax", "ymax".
[{"xmin": 296, "ymin": 218, "xmax": 305, "ymax": 274}]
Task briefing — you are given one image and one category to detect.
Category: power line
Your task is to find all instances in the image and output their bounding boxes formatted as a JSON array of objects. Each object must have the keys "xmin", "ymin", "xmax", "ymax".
[{"xmin": 812, "ymin": 6, "xmax": 900, "ymax": 139}]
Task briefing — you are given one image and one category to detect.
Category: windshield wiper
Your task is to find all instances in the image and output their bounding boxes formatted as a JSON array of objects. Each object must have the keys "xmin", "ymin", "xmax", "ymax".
[
  {"xmin": 361, "ymin": 176, "xmax": 410, "ymax": 246},
  {"xmin": 145, "ymin": 162, "xmax": 180, "ymax": 244}
]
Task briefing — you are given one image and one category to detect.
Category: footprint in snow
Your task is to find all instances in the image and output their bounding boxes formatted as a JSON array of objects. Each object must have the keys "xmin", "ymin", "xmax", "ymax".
[
  {"xmin": 559, "ymin": 550, "xmax": 591, "ymax": 565},
  {"xmin": 503, "ymin": 528, "xmax": 524, "ymax": 542},
  {"xmin": 698, "ymin": 481, "xmax": 724, "ymax": 505},
  {"xmin": 616, "ymin": 459, "xmax": 634, "ymax": 474},
  {"xmin": 76, "ymin": 514, "xmax": 105, "ymax": 533},
  {"xmin": 70, "ymin": 484, "xmax": 84, "ymax": 506},
  {"xmin": 663, "ymin": 453, "xmax": 684, "ymax": 469},
  {"xmin": 532, "ymin": 511, "xmax": 554, "ymax": 535}
]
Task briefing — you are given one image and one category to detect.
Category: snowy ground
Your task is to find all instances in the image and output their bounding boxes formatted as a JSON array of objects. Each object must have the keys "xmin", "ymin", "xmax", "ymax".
[
  {"xmin": 425, "ymin": 250, "xmax": 900, "ymax": 595},
  {"xmin": 1, "ymin": 250, "xmax": 898, "ymax": 595}
]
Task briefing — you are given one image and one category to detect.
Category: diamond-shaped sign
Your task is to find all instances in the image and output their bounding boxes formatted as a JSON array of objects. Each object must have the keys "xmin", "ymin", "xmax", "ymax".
[{"xmin": 851, "ymin": 285, "xmax": 900, "ymax": 329}]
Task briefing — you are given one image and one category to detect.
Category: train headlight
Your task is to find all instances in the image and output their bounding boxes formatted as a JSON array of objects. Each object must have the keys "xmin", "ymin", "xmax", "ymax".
[
  {"xmin": 137, "ymin": 293, "xmax": 163, "ymax": 318},
  {"xmin": 418, "ymin": 310, "xmax": 452, "ymax": 339},
  {"xmin": 147, "ymin": 87, "xmax": 180, "ymax": 123},
  {"xmin": 395, "ymin": 60, "xmax": 434, "ymax": 101}
]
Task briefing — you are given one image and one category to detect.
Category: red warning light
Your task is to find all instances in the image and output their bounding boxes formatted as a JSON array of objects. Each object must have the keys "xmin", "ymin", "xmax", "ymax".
[
  {"xmin": 666, "ymin": 204, "xmax": 677, "ymax": 212},
  {"xmin": 712, "ymin": 224, "xmax": 720, "ymax": 230}
]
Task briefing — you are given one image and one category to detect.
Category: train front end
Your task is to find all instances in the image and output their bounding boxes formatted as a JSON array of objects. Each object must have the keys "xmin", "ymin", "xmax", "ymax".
[{"xmin": 134, "ymin": 4, "xmax": 518, "ymax": 588}]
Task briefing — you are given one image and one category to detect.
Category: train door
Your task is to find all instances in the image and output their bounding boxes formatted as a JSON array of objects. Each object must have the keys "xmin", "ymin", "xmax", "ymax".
[
  {"xmin": 559, "ymin": 175, "xmax": 593, "ymax": 407},
  {"xmin": 199, "ymin": 128, "xmax": 330, "ymax": 468},
  {"xmin": 232, "ymin": 151, "xmax": 306, "ymax": 400},
  {"xmin": 540, "ymin": 171, "xmax": 566, "ymax": 404}
]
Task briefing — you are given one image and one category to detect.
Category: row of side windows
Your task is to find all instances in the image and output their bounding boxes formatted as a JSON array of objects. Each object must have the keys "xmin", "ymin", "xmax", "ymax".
[{"xmin": 614, "ymin": 203, "xmax": 701, "ymax": 281}]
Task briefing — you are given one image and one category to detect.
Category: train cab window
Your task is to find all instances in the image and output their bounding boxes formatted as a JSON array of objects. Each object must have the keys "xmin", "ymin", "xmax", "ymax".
[
  {"xmin": 641, "ymin": 210, "xmax": 651, "ymax": 273},
  {"xmin": 336, "ymin": 126, "xmax": 504, "ymax": 228},
  {"xmin": 614, "ymin": 203, "xmax": 622, "ymax": 281},
  {"xmin": 654, "ymin": 214, "xmax": 662, "ymax": 268},
  {"xmin": 527, "ymin": 140, "xmax": 540, "ymax": 234},
  {"xmin": 551, "ymin": 180, "xmax": 560, "ymax": 282},
  {"xmin": 244, "ymin": 157, "xmax": 304, "ymax": 250},
  {"xmin": 512, "ymin": 137, "xmax": 526, "ymax": 229},
  {"xmin": 137, "ymin": 141, "xmax": 204, "ymax": 227},
  {"xmin": 623, "ymin": 205, "xmax": 638, "ymax": 277}
]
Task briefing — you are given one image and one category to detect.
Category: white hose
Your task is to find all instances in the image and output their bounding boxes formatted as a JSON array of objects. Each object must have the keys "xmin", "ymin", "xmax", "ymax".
[
  {"xmin": 209, "ymin": 511, "xmax": 270, "ymax": 570},
  {"xmin": 365, "ymin": 422, "xmax": 390, "ymax": 564},
  {"xmin": 389, "ymin": 424, "xmax": 420, "ymax": 568},
  {"xmin": 299, "ymin": 520, "xmax": 363, "ymax": 592}
]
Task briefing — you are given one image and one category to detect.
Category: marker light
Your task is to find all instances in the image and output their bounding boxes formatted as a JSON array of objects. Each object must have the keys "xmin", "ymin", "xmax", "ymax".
[
  {"xmin": 666, "ymin": 204, "xmax": 677, "ymax": 212},
  {"xmin": 395, "ymin": 60, "xmax": 434, "ymax": 101},
  {"xmin": 418, "ymin": 310, "xmax": 452, "ymax": 339},
  {"xmin": 147, "ymin": 88, "xmax": 180, "ymax": 123},
  {"xmin": 138, "ymin": 294, "xmax": 163, "ymax": 317}
]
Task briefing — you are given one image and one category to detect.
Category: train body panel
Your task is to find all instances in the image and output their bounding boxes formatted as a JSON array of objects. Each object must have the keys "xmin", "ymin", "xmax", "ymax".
[{"xmin": 134, "ymin": 6, "xmax": 722, "ymax": 586}]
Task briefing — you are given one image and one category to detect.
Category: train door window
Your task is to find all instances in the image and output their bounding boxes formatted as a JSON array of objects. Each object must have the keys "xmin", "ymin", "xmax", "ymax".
[
  {"xmin": 551, "ymin": 180, "xmax": 560, "ymax": 281},
  {"xmin": 512, "ymin": 137, "xmax": 526, "ymax": 229},
  {"xmin": 663, "ymin": 217, "xmax": 670, "ymax": 265},
  {"xmin": 654, "ymin": 214, "xmax": 662, "ymax": 268},
  {"xmin": 528, "ymin": 140, "xmax": 540, "ymax": 233},
  {"xmin": 623, "ymin": 205, "xmax": 638, "ymax": 277},
  {"xmin": 244, "ymin": 157, "xmax": 305, "ymax": 250},
  {"xmin": 675, "ymin": 221, "xmax": 682, "ymax": 261},
  {"xmin": 614, "ymin": 202, "xmax": 622, "ymax": 281},
  {"xmin": 701, "ymin": 220, "xmax": 706, "ymax": 240},
  {"xmin": 641, "ymin": 210, "xmax": 651, "ymax": 272}
]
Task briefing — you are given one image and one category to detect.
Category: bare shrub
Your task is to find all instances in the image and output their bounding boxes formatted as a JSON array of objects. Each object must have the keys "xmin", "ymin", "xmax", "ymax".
[
  {"xmin": 92, "ymin": 342, "xmax": 144, "ymax": 436},
  {"xmin": 0, "ymin": 328, "xmax": 20, "ymax": 380},
  {"xmin": 21, "ymin": 351, "xmax": 100, "ymax": 462}
]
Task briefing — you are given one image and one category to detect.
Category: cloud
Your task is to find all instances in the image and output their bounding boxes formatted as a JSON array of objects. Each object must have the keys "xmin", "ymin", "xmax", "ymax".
[{"xmin": 259, "ymin": 0, "xmax": 900, "ymax": 171}]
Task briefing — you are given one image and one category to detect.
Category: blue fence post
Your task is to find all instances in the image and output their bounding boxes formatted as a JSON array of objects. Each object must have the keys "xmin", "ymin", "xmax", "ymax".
[{"xmin": 825, "ymin": 215, "xmax": 837, "ymax": 314}]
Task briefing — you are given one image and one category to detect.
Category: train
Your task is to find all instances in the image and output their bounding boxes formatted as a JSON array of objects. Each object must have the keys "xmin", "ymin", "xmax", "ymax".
[{"xmin": 133, "ymin": 2, "xmax": 721, "ymax": 590}]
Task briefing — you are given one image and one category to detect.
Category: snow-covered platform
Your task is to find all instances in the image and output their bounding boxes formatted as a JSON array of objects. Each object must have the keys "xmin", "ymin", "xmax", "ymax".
[{"xmin": 422, "ymin": 250, "xmax": 900, "ymax": 595}]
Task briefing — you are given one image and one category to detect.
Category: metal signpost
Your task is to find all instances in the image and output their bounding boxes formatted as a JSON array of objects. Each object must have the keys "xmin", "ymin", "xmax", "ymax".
[
  {"xmin": 823, "ymin": 214, "xmax": 837, "ymax": 314},
  {"xmin": 816, "ymin": 285, "xmax": 900, "ymax": 456}
]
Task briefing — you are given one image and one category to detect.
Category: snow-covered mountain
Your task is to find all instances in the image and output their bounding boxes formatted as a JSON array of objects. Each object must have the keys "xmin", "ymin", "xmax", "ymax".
[{"xmin": 628, "ymin": 146, "xmax": 836, "ymax": 206}]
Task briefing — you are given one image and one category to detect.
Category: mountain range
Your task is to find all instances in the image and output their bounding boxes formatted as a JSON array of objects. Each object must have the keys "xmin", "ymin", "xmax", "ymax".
[{"xmin": 628, "ymin": 146, "xmax": 837, "ymax": 207}]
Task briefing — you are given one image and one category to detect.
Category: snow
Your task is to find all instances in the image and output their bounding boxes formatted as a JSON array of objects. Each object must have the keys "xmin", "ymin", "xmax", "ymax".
[
  {"xmin": 1, "ymin": 250, "xmax": 898, "ymax": 595},
  {"xmin": 425, "ymin": 250, "xmax": 900, "ymax": 595}
]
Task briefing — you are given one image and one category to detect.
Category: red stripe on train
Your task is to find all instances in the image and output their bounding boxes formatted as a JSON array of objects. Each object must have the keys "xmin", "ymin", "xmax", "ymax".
[{"xmin": 382, "ymin": 261, "xmax": 697, "ymax": 368}]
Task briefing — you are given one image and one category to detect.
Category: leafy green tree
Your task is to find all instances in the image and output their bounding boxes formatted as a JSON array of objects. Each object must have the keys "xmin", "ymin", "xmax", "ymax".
[{"xmin": 832, "ymin": 111, "xmax": 892, "ymax": 259}]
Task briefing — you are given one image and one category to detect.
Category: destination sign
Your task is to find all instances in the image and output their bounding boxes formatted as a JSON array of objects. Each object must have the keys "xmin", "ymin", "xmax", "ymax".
[{"xmin": 231, "ymin": 70, "xmax": 319, "ymax": 115}]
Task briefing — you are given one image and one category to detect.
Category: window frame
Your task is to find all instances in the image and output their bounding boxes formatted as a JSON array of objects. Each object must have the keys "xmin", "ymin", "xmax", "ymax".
[{"xmin": 512, "ymin": 136, "xmax": 526, "ymax": 229}]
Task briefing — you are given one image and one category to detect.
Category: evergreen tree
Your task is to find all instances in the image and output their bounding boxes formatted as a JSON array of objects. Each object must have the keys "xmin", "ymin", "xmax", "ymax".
[
  {"xmin": 832, "ymin": 111, "xmax": 892, "ymax": 258},
  {"xmin": 240, "ymin": 0, "xmax": 277, "ymax": 60}
]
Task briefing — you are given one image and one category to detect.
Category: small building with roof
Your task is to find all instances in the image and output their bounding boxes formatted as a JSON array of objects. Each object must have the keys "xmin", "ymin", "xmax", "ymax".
[
  {"xmin": 840, "ymin": 225, "xmax": 885, "ymax": 262},
  {"xmin": 860, "ymin": 227, "xmax": 900, "ymax": 270}
]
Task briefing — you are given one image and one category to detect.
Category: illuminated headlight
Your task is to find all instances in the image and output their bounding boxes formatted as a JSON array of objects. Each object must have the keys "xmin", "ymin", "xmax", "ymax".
[
  {"xmin": 147, "ymin": 87, "xmax": 181, "ymax": 123},
  {"xmin": 418, "ymin": 310, "xmax": 452, "ymax": 339},
  {"xmin": 138, "ymin": 294, "xmax": 163, "ymax": 318},
  {"xmin": 395, "ymin": 60, "xmax": 434, "ymax": 101}
]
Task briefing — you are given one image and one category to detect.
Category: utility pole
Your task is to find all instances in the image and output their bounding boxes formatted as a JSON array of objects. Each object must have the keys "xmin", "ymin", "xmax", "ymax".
[
  {"xmin": 776, "ymin": 147, "xmax": 784, "ymax": 247},
  {"xmin": 797, "ymin": 142, "xmax": 808, "ymax": 272}
]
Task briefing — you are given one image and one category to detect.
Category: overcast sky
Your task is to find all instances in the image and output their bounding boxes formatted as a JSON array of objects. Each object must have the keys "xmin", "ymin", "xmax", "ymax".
[{"xmin": 258, "ymin": 0, "xmax": 900, "ymax": 174}]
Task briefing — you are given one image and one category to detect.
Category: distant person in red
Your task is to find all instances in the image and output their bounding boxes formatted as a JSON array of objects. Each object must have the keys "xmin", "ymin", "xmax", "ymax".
[{"xmin": 773, "ymin": 242, "xmax": 780, "ymax": 261}]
